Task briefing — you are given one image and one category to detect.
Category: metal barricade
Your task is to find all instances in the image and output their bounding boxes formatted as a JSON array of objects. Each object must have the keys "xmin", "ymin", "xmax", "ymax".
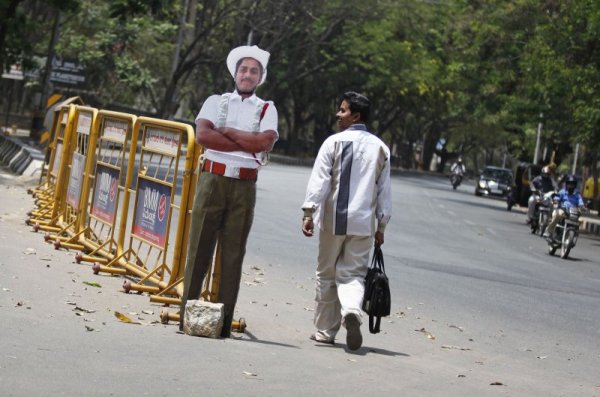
[
  {"xmin": 28, "ymin": 104, "xmax": 80, "ymax": 230},
  {"xmin": 28, "ymin": 104, "xmax": 72, "ymax": 216},
  {"xmin": 30, "ymin": 96, "xmax": 83, "ymax": 197},
  {"xmin": 52, "ymin": 111, "xmax": 138, "ymax": 258},
  {"xmin": 94, "ymin": 117, "xmax": 197, "ymax": 305},
  {"xmin": 32, "ymin": 106, "xmax": 98, "ymax": 236}
]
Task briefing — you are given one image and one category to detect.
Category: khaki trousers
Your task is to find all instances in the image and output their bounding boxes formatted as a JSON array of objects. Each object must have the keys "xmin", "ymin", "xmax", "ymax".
[
  {"xmin": 314, "ymin": 232, "xmax": 372, "ymax": 341},
  {"xmin": 547, "ymin": 208, "xmax": 566, "ymax": 236},
  {"xmin": 180, "ymin": 172, "xmax": 256, "ymax": 335}
]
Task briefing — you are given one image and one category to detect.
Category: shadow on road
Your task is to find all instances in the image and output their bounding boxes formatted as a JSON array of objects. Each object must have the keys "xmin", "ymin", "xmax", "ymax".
[
  {"xmin": 439, "ymin": 196, "xmax": 509, "ymax": 212},
  {"xmin": 346, "ymin": 346, "xmax": 411, "ymax": 357},
  {"xmin": 233, "ymin": 330, "xmax": 301, "ymax": 349}
]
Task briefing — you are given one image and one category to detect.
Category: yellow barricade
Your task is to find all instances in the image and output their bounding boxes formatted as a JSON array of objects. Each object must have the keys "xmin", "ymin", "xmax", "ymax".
[
  {"xmin": 32, "ymin": 106, "xmax": 98, "ymax": 236},
  {"xmin": 94, "ymin": 117, "xmax": 198, "ymax": 304},
  {"xmin": 28, "ymin": 104, "xmax": 80, "ymax": 230},
  {"xmin": 45, "ymin": 110, "xmax": 138, "ymax": 257},
  {"xmin": 29, "ymin": 97, "xmax": 83, "ymax": 196},
  {"xmin": 27, "ymin": 104, "xmax": 73, "ymax": 216}
]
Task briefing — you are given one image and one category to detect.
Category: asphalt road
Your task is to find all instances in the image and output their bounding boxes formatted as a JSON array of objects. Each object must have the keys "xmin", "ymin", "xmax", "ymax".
[{"xmin": 1, "ymin": 164, "xmax": 599, "ymax": 396}]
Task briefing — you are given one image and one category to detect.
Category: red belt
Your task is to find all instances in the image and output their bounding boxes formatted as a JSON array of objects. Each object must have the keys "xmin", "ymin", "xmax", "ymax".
[{"xmin": 203, "ymin": 159, "xmax": 258, "ymax": 181}]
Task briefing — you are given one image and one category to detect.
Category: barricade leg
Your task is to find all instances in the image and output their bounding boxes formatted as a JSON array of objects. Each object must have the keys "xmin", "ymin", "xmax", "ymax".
[{"xmin": 75, "ymin": 238, "xmax": 116, "ymax": 264}]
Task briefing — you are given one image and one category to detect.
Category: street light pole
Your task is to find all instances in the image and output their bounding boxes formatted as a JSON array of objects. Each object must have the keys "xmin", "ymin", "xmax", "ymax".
[
  {"xmin": 572, "ymin": 143, "xmax": 579, "ymax": 175},
  {"xmin": 533, "ymin": 112, "xmax": 543, "ymax": 165}
]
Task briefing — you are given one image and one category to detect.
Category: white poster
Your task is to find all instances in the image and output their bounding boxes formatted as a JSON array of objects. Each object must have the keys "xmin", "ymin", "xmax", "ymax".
[
  {"xmin": 145, "ymin": 128, "xmax": 180, "ymax": 156},
  {"xmin": 103, "ymin": 119, "xmax": 127, "ymax": 143},
  {"xmin": 77, "ymin": 111, "xmax": 93, "ymax": 135}
]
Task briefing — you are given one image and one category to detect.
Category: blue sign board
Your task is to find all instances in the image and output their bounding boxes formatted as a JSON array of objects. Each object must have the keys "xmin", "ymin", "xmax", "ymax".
[
  {"xmin": 132, "ymin": 178, "xmax": 171, "ymax": 246},
  {"xmin": 91, "ymin": 164, "xmax": 119, "ymax": 223}
]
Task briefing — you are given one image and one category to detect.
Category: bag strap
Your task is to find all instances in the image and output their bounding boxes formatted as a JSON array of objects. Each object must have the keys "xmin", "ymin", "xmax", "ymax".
[
  {"xmin": 370, "ymin": 245, "xmax": 386, "ymax": 274},
  {"xmin": 369, "ymin": 313, "xmax": 381, "ymax": 334},
  {"xmin": 252, "ymin": 102, "xmax": 270, "ymax": 166}
]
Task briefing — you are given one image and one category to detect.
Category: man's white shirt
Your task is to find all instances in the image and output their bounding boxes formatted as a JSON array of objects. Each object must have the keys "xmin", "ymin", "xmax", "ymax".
[
  {"xmin": 302, "ymin": 124, "xmax": 392, "ymax": 236},
  {"xmin": 196, "ymin": 91, "xmax": 278, "ymax": 169}
]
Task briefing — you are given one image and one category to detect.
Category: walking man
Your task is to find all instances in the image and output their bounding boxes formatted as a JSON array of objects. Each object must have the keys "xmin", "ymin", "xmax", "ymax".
[
  {"xmin": 301, "ymin": 91, "xmax": 392, "ymax": 350},
  {"xmin": 180, "ymin": 45, "xmax": 278, "ymax": 337}
]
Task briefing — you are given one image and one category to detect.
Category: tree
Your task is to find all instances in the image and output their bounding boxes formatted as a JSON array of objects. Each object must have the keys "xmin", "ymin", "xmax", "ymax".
[{"xmin": 0, "ymin": 0, "xmax": 79, "ymax": 73}]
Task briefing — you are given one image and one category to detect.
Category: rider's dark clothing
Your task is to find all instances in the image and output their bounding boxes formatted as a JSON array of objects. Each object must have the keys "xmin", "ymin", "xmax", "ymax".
[{"xmin": 531, "ymin": 175, "xmax": 557, "ymax": 193}]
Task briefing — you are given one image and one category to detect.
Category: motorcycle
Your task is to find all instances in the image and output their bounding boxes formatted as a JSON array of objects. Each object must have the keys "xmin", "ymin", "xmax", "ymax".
[
  {"xmin": 529, "ymin": 191, "xmax": 553, "ymax": 236},
  {"xmin": 547, "ymin": 206, "xmax": 581, "ymax": 259},
  {"xmin": 450, "ymin": 172, "xmax": 463, "ymax": 190}
]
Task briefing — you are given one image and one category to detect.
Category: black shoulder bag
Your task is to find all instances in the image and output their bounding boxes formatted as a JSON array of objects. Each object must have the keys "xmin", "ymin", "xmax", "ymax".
[{"xmin": 362, "ymin": 245, "xmax": 391, "ymax": 334}]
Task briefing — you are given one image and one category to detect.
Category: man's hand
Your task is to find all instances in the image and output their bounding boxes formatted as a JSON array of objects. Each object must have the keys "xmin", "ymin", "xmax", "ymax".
[
  {"xmin": 374, "ymin": 231, "xmax": 384, "ymax": 246},
  {"xmin": 302, "ymin": 217, "xmax": 314, "ymax": 237}
]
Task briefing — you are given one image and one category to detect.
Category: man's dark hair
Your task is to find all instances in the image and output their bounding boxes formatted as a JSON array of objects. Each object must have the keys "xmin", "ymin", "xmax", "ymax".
[{"xmin": 342, "ymin": 91, "xmax": 370, "ymax": 123}]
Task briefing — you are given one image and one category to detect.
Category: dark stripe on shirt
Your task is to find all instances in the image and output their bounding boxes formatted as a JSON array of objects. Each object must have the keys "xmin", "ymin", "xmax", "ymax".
[{"xmin": 335, "ymin": 141, "xmax": 353, "ymax": 235}]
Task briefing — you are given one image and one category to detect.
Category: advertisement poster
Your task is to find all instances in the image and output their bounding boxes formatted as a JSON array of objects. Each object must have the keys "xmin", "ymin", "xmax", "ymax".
[
  {"xmin": 145, "ymin": 128, "xmax": 180, "ymax": 156},
  {"xmin": 132, "ymin": 178, "xmax": 170, "ymax": 246},
  {"xmin": 66, "ymin": 152, "xmax": 86, "ymax": 209},
  {"xmin": 90, "ymin": 164, "xmax": 119, "ymax": 223},
  {"xmin": 50, "ymin": 142, "xmax": 63, "ymax": 177},
  {"xmin": 77, "ymin": 111, "xmax": 93, "ymax": 135},
  {"xmin": 103, "ymin": 119, "xmax": 127, "ymax": 143}
]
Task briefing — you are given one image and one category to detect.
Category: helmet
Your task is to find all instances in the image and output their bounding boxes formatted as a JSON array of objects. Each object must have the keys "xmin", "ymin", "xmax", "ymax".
[
  {"xmin": 457, "ymin": 156, "xmax": 463, "ymax": 163},
  {"xmin": 565, "ymin": 174, "xmax": 577, "ymax": 186}
]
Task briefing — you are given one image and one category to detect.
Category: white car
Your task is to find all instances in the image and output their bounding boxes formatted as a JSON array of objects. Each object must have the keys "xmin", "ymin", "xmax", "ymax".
[{"xmin": 475, "ymin": 166, "xmax": 513, "ymax": 197}]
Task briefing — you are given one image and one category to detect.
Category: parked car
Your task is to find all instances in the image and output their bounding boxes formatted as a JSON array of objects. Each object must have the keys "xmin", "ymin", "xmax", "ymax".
[{"xmin": 475, "ymin": 166, "xmax": 514, "ymax": 197}]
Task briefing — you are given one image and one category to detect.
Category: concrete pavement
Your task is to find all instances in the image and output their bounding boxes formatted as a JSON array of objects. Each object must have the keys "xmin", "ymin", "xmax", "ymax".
[{"xmin": 2, "ymin": 163, "xmax": 600, "ymax": 396}]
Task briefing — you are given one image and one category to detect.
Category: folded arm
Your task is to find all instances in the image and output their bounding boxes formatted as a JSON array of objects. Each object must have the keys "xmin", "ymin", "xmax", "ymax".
[
  {"xmin": 219, "ymin": 126, "xmax": 278, "ymax": 153},
  {"xmin": 196, "ymin": 119, "xmax": 277, "ymax": 153},
  {"xmin": 195, "ymin": 119, "xmax": 243, "ymax": 151}
]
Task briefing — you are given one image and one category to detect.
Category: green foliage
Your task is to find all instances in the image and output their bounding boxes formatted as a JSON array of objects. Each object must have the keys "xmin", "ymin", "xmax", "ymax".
[{"xmin": 3, "ymin": 0, "xmax": 598, "ymax": 175}]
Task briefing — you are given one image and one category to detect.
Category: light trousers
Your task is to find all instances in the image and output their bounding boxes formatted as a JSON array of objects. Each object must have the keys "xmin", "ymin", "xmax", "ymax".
[
  {"xmin": 527, "ymin": 195, "xmax": 537, "ymax": 219},
  {"xmin": 314, "ymin": 232, "xmax": 372, "ymax": 341},
  {"xmin": 546, "ymin": 208, "xmax": 566, "ymax": 236}
]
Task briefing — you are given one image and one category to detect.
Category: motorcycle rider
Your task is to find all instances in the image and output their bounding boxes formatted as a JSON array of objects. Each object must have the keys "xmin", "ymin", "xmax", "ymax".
[
  {"xmin": 526, "ymin": 166, "xmax": 557, "ymax": 224},
  {"xmin": 450, "ymin": 156, "xmax": 466, "ymax": 188},
  {"xmin": 545, "ymin": 175, "xmax": 585, "ymax": 242},
  {"xmin": 451, "ymin": 156, "xmax": 466, "ymax": 175}
]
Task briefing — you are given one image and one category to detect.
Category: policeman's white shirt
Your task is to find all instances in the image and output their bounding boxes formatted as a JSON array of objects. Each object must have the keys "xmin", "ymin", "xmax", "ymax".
[
  {"xmin": 195, "ymin": 91, "xmax": 278, "ymax": 169},
  {"xmin": 302, "ymin": 124, "xmax": 392, "ymax": 236}
]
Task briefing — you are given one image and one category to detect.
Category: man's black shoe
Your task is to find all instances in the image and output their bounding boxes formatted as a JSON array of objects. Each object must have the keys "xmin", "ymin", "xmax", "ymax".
[{"xmin": 344, "ymin": 313, "xmax": 362, "ymax": 351}]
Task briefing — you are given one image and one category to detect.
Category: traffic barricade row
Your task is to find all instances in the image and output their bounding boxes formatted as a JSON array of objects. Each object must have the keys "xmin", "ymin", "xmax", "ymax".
[{"xmin": 25, "ymin": 103, "xmax": 237, "ymax": 329}]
